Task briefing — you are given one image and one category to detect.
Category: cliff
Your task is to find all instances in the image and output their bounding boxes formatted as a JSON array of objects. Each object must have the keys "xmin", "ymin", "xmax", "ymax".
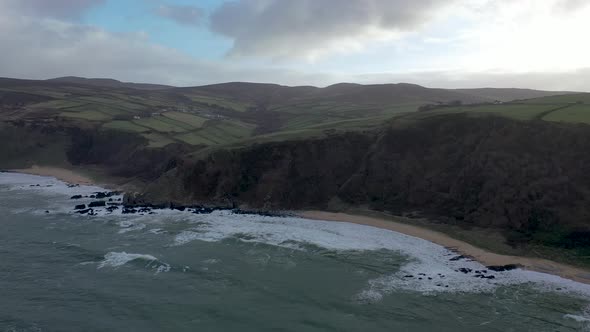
[{"xmin": 137, "ymin": 114, "xmax": 590, "ymax": 249}]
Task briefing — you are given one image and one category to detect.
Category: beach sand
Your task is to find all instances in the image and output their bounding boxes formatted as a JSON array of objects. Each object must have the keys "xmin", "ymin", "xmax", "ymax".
[
  {"xmin": 9, "ymin": 166, "xmax": 95, "ymax": 185},
  {"xmin": 299, "ymin": 210, "xmax": 590, "ymax": 285}
]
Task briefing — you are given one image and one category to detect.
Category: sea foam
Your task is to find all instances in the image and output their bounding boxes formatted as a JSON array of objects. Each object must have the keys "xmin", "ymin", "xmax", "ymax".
[{"xmin": 98, "ymin": 251, "xmax": 170, "ymax": 274}]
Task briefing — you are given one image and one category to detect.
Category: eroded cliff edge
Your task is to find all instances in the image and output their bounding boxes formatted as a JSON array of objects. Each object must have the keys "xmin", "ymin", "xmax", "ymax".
[{"xmin": 137, "ymin": 114, "xmax": 590, "ymax": 249}]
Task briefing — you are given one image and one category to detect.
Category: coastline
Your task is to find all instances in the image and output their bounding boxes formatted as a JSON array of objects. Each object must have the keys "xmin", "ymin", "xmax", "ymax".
[
  {"xmin": 299, "ymin": 210, "xmax": 590, "ymax": 285},
  {"xmin": 4, "ymin": 167, "xmax": 590, "ymax": 286},
  {"xmin": 8, "ymin": 166, "xmax": 95, "ymax": 185}
]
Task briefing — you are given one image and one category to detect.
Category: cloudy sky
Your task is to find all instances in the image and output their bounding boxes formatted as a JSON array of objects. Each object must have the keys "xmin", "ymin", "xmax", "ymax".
[{"xmin": 0, "ymin": 0, "xmax": 589, "ymax": 90}]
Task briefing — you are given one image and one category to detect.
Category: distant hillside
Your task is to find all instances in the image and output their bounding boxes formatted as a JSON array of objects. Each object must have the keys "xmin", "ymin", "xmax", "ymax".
[
  {"xmin": 0, "ymin": 76, "xmax": 583, "ymax": 149},
  {"xmin": 455, "ymin": 88, "xmax": 575, "ymax": 102},
  {"xmin": 47, "ymin": 76, "xmax": 173, "ymax": 90},
  {"xmin": 183, "ymin": 82, "xmax": 575, "ymax": 106}
]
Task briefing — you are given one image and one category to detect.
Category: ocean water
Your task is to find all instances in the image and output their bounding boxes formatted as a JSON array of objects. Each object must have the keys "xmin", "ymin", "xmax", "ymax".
[{"xmin": 1, "ymin": 173, "xmax": 590, "ymax": 331}]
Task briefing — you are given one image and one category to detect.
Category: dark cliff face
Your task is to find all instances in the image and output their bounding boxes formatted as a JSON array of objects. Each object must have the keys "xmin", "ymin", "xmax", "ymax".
[
  {"xmin": 146, "ymin": 115, "xmax": 590, "ymax": 247},
  {"xmin": 66, "ymin": 128, "xmax": 186, "ymax": 181},
  {"xmin": 0, "ymin": 122, "xmax": 185, "ymax": 182},
  {"xmin": 339, "ymin": 116, "xmax": 590, "ymax": 245},
  {"xmin": 145, "ymin": 132, "xmax": 374, "ymax": 209}
]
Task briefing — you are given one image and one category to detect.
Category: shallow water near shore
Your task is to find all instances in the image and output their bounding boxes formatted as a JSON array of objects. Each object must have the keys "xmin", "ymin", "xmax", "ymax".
[{"xmin": 2, "ymin": 173, "xmax": 590, "ymax": 331}]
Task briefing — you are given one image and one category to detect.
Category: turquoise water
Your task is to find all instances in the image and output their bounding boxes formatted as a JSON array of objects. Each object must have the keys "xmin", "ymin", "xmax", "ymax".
[{"xmin": 1, "ymin": 173, "xmax": 590, "ymax": 331}]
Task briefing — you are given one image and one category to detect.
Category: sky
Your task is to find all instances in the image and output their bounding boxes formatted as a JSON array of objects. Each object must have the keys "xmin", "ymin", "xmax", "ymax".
[{"xmin": 0, "ymin": 0, "xmax": 589, "ymax": 90}]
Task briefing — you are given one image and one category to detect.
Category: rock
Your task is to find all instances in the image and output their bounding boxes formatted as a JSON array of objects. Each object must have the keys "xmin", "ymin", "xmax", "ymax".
[
  {"xmin": 94, "ymin": 192, "xmax": 119, "ymax": 199},
  {"xmin": 45, "ymin": 210, "xmax": 50, "ymax": 213},
  {"xmin": 450, "ymin": 255, "xmax": 467, "ymax": 261},
  {"xmin": 457, "ymin": 268, "xmax": 472, "ymax": 274},
  {"xmin": 403, "ymin": 275, "xmax": 414, "ymax": 278},
  {"xmin": 70, "ymin": 195, "xmax": 83, "ymax": 200},
  {"xmin": 89, "ymin": 195, "xmax": 96, "ymax": 199},
  {"xmin": 88, "ymin": 201, "xmax": 106, "ymax": 208},
  {"xmin": 106, "ymin": 206, "xmax": 119, "ymax": 212},
  {"xmin": 193, "ymin": 207, "xmax": 215, "ymax": 214},
  {"xmin": 486, "ymin": 264, "xmax": 521, "ymax": 272},
  {"xmin": 122, "ymin": 207, "xmax": 137, "ymax": 214},
  {"xmin": 76, "ymin": 208, "xmax": 92, "ymax": 214},
  {"xmin": 74, "ymin": 204, "xmax": 86, "ymax": 210}
]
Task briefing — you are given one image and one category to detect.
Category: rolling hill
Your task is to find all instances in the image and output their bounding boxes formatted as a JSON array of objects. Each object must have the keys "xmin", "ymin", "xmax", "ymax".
[{"xmin": 0, "ymin": 76, "xmax": 581, "ymax": 149}]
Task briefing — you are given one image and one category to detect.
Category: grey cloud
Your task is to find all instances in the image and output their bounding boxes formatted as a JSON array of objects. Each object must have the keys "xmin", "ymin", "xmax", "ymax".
[
  {"xmin": 0, "ymin": 14, "xmax": 332, "ymax": 87},
  {"xmin": 4, "ymin": 0, "xmax": 104, "ymax": 19},
  {"xmin": 210, "ymin": 0, "xmax": 453, "ymax": 58},
  {"xmin": 0, "ymin": 3, "xmax": 588, "ymax": 91},
  {"xmin": 155, "ymin": 4, "xmax": 203, "ymax": 26},
  {"xmin": 554, "ymin": 0, "xmax": 590, "ymax": 11}
]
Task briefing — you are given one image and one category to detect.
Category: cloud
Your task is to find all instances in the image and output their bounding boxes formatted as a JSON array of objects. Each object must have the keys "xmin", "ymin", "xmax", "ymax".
[
  {"xmin": 210, "ymin": 0, "xmax": 454, "ymax": 60},
  {"xmin": 0, "ymin": 0, "xmax": 588, "ymax": 91},
  {"xmin": 2, "ymin": 0, "xmax": 104, "ymax": 19},
  {"xmin": 0, "ymin": 12, "xmax": 332, "ymax": 86},
  {"xmin": 155, "ymin": 4, "xmax": 203, "ymax": 26},
  {"xmin": 554, "ymin": 0, "xmax": 590, "ymax": 12}
]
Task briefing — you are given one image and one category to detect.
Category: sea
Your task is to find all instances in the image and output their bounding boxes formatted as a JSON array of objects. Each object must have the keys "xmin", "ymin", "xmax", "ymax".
[{"xmin": 1, "ymin": 172, "xmax": 590, "ymax": 331}]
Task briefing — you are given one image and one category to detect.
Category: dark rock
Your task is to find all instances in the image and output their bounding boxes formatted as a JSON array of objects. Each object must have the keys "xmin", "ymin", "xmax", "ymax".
[
  {"xmin": 74, "ymin": 204, "xmax": 86, "ymax": 210},
  {"xmin": 88, "ymin": 201, "xmax": 106, "ymax": 208},
  {"xmin": 45, "ymin": 210, "xmax": 50, "ymax": 213},
  {"xmin": 122, "ymin": 207, "xmax": 137, "ymax": 214},
  {"xmin": 457, "ymin": 268, "xmax": 472, "ymax": 274},
  {"xmin": 403, "ymin": 275, "xmax": 414, "ymax": 278},
  {"xmin": 486, "ymin": 264, "xmax": 521, "ymax": 272},
  {"xmin": 450, "ymin": 255, "xmax": 467, "ymax": 261},
  {"xmin": 192, "ymin": 207, "xmax": 215, "ymax": 214},
  {"xmin": 76, "ymin": 208, "xmax": 92, "ymax": 214},
  {"xmin": 70, "ymin": 195, "xmax": 83, "ymax": 200},
  {"xmin": 106, "ymin": 206, "xmax": 119, "ymax": 212}
]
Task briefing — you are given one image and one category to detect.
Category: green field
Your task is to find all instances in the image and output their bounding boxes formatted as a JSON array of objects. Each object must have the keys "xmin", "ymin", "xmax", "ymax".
[
  {"xmin": 185, "ymin": 94, "xmax": 252, "ymax": 112},
  {"xmin": 543, "ymin": 104, "xmax": 590, "ymax": 124},
  {"xmin": 521, "ymin": 93, "xmax": 590, "ymax": 105},
  {"xmin": 162, "ymin": 111, "xmax": 208, "ymax": 128},
  {"xmin": 60, "ymin": 110, "xmax": 111, "ymax": 121},
  {"xmin": 132, "ymin": 117, "xmax": 189, "ymax": 133},
  {"xmin": 102, "ymin": 120, "xmax": 149, "ymax": 133},
  {"xmin": 424, "ymin": 104, "xmax": 560, "ymax": 121}
]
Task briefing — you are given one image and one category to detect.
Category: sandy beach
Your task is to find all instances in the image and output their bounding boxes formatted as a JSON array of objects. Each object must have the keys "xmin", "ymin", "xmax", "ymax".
[
  {"xmin": 299, "ymin": 210, "xmax": 590, "ymax": 285},
  {"xmin": 9, "ymin": 166, "xmax": 95, "ymax": 185}
]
